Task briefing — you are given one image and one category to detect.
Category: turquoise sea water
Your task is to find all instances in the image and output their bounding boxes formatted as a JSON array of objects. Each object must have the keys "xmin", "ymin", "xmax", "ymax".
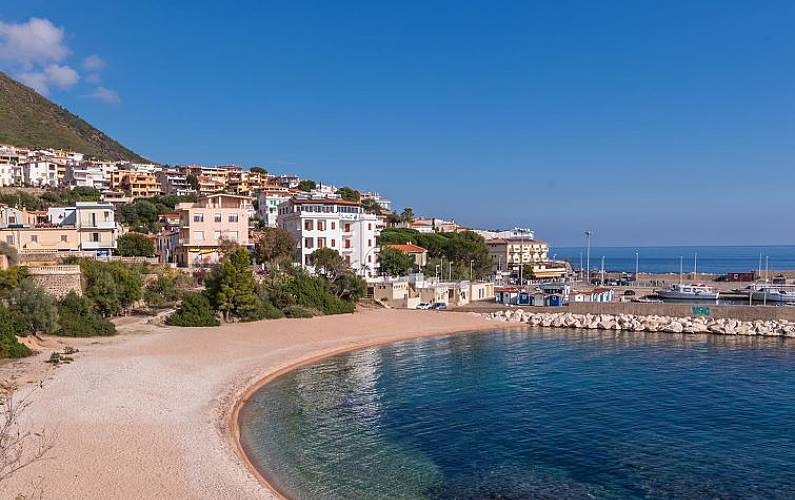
[
  {"xmin": 239, "ymin": 328, "xmax": 795, "ymax": 499},
  {"xmin": 551, "ymin": 245, "xmax": 795, "ymax": 274}
]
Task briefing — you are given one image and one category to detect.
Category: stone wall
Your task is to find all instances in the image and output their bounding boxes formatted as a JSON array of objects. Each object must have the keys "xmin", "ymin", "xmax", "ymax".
[
  {"xmin": 563, "ymin": 302, "xmax": 795, "ymax": 322},
  {"xmin": 26, "ymin": 265, "xmax": 82, "ymax": 298}
]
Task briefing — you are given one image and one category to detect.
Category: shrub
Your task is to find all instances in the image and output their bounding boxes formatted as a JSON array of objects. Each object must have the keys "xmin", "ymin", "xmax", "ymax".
[
  {"xmin": 143, "ymin": 273, "xmax": 181, "ymax": 309},
  {"xmin": 248, "ymin": 299, "xmax": 285, "ymax": 320},
  {"xmin": 55, "ymin": 292, "xmax": 116, "ymax": 337},
  {"xmin": 9, "ymin": 280, "xmax": 59, "ymax": 334},
  {"xmin": 117, "ymin": 233, "xmax": 155, "ymax": 257},
  {"xmin": 0, "ymin": 306, "xmax": 31, "ymax": 358},
  {"xmin": 282, "ymin": 305, "xmax": 320, "ymax": 318},
  {"xmin": 263, "ymin": 269, "xmax": 355, "ymax": 316},
  {"xmin": 166, "ymin": 292, "xmax": 220, "ymax": 327},
  {"xmin": 79, "ymin": 260, "xmax": 144, "ymax": 317}
]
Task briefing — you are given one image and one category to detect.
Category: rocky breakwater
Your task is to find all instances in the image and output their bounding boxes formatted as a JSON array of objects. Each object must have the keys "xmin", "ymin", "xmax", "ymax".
[{"xmin": 483, "ymin": 310, "xmax": 795, "ymax": 337}]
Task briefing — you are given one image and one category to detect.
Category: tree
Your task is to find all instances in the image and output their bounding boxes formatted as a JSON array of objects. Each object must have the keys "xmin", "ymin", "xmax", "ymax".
[
  {"xmin": 143, "ymin": 273, "xmax": 181, "ymax": 309},
  {"xmin": 309, "ymin": 248, "xmax": 346, "ymax": 279},
  {"xmin": 0, "ymin": 307, "xmax": 31, "ymax": 358},
  {"xmin": 253, "ymin": 228, "xmax": 296, "ymax": 267},
  {"xmin": 0, "ymin": 242, "xmax": 18, "ymax": 267},
  {"xmin": 297, "ymin": 179, "xmax": 316, "ymax": 192},
  {"xmin": 361, "ymin": 199, "xmax": 384, "ymax": 215},
  {"xmin": 9, "ymin": 280, "xmax": 58, "ymax": 335},
  {"xmin": 79, "ymin": 260, "xmax": 144, "ymax": 317},
  {"xmin": 186, "ymin": 174, "xmax": 200, "ymax": 192},
  {"xmin": 250, "ymin": 166, "xmax": 268, "ymax": 175},
  {"xmin": 204, "ymin": 246, "xmax": 259, "ymax": 321},
  {"xmin": 378, "ymin": 247, "xmax": 416, "ymax": 276},
  {"xmin": 56, "ymin": 292, "xmax": 116, "ymax": 337},
  {"xmin": 117, "ymin": 233, "xmax": 155, "ymax": 257},
  {"xmin": 336, "ymin": 186, "xmax": 361, "ymax": 202},
  {"xmin": 166, "ymin": 292, "xmax": 220, "ymax": 327},
  {"xmin": 332, "ymin": 271, "xmax": 367, "ymax": 302},
  {"xmin": 400, "ymin": 207, "xmax": 415, "ymax": 223}
]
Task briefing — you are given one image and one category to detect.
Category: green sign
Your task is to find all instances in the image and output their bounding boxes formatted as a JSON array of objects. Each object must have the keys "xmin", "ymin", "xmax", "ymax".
[{"xmin": 691, "ymin": 306, "xmax": 711, "ymax": 317}]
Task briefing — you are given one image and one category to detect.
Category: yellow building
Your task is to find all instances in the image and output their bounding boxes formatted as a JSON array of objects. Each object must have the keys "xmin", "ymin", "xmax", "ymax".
[{"xmin": 110, "ymin": 170, "xmax": 161, "ymax": 198}]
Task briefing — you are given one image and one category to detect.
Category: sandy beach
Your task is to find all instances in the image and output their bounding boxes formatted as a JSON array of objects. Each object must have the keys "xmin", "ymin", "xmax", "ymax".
[{"xmin": 1, "ymin": 309, "xmax": 495, "ymax": 499}]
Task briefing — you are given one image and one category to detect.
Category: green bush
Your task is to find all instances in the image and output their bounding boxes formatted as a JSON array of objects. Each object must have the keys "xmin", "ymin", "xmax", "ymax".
[
  {"xmin": 117, "ymin": 233, "xmax": 155, "ymax": 257},
  {"xmin": 282, "ymin": 305, "xmax": 320, "ymax": 318},
  {"xmin": 262, "ymin": 269, "xmax": 355, "ymax": 316},
  {"xmin": 248, "ymin": 299, "xmax": 285, "ymax": 321},
  {"xmin": 9, "ymin": 279, "xmax": 59, "ymax": 334},
  {"xmin": 166, "ymin": 292, "xmax": 220, "ymax": 327},
  {"xmin": 55, "ymin": 292, "xmax": 116, "ymax": 337},
  {"xmin": 0, "ymin": 306, "xmax": 31, "ymax": 358},
  {"xmin": 143, "ymin": 273, "xmax": 182, "ymax": 309},
  {"xmin": 79, "ymin": 260, "xmax": 144, "ymax": 317}
]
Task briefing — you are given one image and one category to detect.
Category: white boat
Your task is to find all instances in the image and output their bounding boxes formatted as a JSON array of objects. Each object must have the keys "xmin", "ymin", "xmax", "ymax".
[
  {"xmin": 656, "ymin": 283, "xmax": 719, "ymax": 301},
  {"xmin": 750, "ymin": 286, "xmax": 795, "ymax": 304}
]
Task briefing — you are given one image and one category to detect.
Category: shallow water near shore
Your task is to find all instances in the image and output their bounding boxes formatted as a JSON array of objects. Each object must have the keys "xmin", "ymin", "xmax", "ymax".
[{"xmin": 239, "ymin": 328, "xmax": 795, "ymax": 499}]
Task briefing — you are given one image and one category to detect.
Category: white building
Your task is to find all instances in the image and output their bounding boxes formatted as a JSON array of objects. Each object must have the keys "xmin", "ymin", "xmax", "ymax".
[
  {"xmin": 257, "ymin": 188, "xmax": 293, "ymax": 227},
  {"xmin": 474, "ymin": 227, "xmax": 535, "ymax": 241},
  {"xmin": 0, "ymin": 163, "xmax": 16, "ymax": 186},
  {"xmin": 278, "ymin": 197, "xmax": 380, "ymax": 278},
  {"xmin": 21, "ymin": 160, "xmax": 60, "ymax": 187},
  {"xmin": 64, "ymin": 165, "xmax": 112, "ymax": 190}
]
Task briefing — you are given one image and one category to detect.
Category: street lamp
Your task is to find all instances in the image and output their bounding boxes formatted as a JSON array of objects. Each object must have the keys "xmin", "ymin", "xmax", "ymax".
[{"xmin": 635, "ymin": 250, "xmax": 639, "ymax": 283}]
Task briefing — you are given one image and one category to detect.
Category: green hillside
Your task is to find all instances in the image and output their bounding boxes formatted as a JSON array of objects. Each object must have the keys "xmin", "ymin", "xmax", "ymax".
[{"xmin": 0, "ymin": 71, "xmax": 148, "ymax": 162}]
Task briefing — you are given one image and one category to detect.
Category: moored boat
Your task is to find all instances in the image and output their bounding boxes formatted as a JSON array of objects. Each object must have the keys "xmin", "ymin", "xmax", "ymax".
[{"xmin": 656, "ymin": 283, "xmax": 719, "ymax": 301}]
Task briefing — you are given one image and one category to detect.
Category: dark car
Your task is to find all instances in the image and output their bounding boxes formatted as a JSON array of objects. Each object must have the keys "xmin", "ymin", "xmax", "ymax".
[{"xmin": 431, "ymin": 302, "xmax": 448, "ymax": 310}]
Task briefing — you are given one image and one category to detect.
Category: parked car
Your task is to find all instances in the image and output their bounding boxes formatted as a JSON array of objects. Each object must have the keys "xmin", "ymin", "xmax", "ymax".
[
  {"xmin": 431, "ymin": 302, "xmax": 448, "ymax": 310},
  {"xmin": 416, "ymin": 303, "xmax": 432, "ymax": 310}
]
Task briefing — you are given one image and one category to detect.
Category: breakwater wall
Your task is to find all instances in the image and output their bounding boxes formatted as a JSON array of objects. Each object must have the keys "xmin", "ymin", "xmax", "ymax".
[
  {"xmin": 482, "ymin": 310, "xmax": 795, "ymax": 337},
  {"xmin": 455, "ymin": 301, "xmax": 795, "ymax": 322}
]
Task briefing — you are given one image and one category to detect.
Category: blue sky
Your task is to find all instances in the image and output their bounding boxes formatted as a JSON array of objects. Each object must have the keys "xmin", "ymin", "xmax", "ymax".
[{"xmin": 2, "ymin": 1, "xmax": 795, "ymax": 246}]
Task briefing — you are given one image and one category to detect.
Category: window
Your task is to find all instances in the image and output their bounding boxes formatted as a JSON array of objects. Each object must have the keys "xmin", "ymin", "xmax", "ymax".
[
  {"xmin": 193, "ymin": 214, "xmax": 204, "ymax": 223},
  {"xmin": 368, "ymin": 223, "xmax": 372, "ymax": 230},
  {"xmin": 305, "ymin": 255, "xmax": 312, "ymax": 265},
  {"xmin": 214, "ymin": 230, "xmax": 222, "ymax": 240},
  {"xmin": 229, "ymin": 231, "xmax": 238, "ymax": 241},
  {"xmin": 214, "ymin": 213, "xmax": 222, "ymax": 223},
  {"xmin": 317, "ymin": 221, "xmax": 325, "ymax": 231},
  {"xmin": 345, "ymin": 240, "xmax": 351, "ymax": 249},
  {"xmin": 228, "ymin": 214, "xmax": 239, "ymax": 223},
  {"xmin": 61, "ymin": 235, "xmax": 68, "ymax": 242},
  {"xmin": 304, "ymin": 220, "xmax": 313, "ymax": 231},
  {"xmin": 368, "ymin": 239, "xmax": 372, "ymax": 247},
  {"xmin": 30, "ymin": 235, "xmax": 38, "ymax": 242},
  {"xmin": 5, "ymin": 236, "xmax": 11, "ymax": 244},
  {"xmin": 345, "ymin": 255, "xmax": 351, "ymax": 265},
  {"xmin": 368, "ymin": 255, "xmax": 372, "ymax": 263},
  {"xmin": 91, "ymin": 232, "xmax": 100, "ymax": 242},
  {"xmin": 318, "ymin": 237, "xmax": 326, "ymax": 248},
  {"xmin": 331, "ymin": 222, "xmax": 336, "ymax": 230},
  {"xmin": 195, "ymin": 231, "xmax": 204, "ymax": 241},
  {"xmin": 305, "ymin": 238, "xmax": 313, "ymax": 249},
  {"xmin": 331, "ymin": 239, "xmax": 336, "ymax": 247},
  {"xmin": 344, "ymin": 223, "xmax": 351, "ymax": 232}
]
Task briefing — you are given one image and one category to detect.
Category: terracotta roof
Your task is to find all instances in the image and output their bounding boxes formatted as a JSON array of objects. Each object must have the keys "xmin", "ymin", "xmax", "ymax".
[{"xmin": 384, "ymin": 243, "xmax": 427, "ymax": 253}]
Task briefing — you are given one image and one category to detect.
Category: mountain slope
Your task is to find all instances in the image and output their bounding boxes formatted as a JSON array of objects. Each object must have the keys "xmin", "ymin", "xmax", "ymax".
[{"xmin": 0, "ymin": 71, "xmax": 149, "ymax": 162}]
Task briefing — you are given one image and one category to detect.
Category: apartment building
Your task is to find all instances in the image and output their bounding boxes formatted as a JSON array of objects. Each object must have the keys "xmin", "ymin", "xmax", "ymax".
[
  {"xmin": 21, "ymin": 160, "xmax": 60, "ymax": 187},
  {"xmin": 256, "ymin": 188, "xmax": 293, "ymax": 227},
  {"xmin": 157, "ymin": 168, "xmax": 196, "ymax": 196},
  {"xmin": 110, "ymin": 170, "xmax": 161, "ymax": 198},
  {"xmin": 0, "ymin": 202, "xmax": 118, "ymax": 257},
  {"xmin": 173, "ymin": 194, "xmax": 252, "ymax": 268},
  {"xmin": 278, "ymin": 197, "xmax": 380, "ymax": 278},
  {"xmin": 64, "ymin": 165, "xmax": 112, "ymax": 190},
  {"xmin": 0, "ymin": 163, "xmax": 16, "ymax": 186},
  {"xmin": 383, "ymin": 243, "xmax": 428, "ymax": 267},
  {"xmin": 47, "ymin": 202, "xmax": 119, "ymax": 257},
  {"xmin": 360, "ymin": 191, "xmax": 392, "ymax": 211},
  {"xmin": 487, "ymin": 238, "xmax": 549, "ymax": 272}
]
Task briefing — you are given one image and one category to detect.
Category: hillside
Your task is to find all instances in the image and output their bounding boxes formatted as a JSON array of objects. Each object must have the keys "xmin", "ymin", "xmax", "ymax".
[{"xmin": 0, "ymin": 71, "xmax": 149, "ymax": 162}]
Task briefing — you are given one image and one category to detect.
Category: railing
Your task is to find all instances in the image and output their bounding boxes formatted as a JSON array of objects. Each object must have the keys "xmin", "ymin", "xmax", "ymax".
[{"xmin": 25, "ymin": 265, "xmax": 81, "ymax": 274}]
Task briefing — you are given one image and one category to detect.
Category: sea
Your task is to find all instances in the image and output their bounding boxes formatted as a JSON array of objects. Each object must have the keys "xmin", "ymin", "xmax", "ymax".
[
  {"xmin": 551, "ymin": 245, "xmax": 795, "ymax": 275},
  {"xmin": 239, "ymin": 328, "xmax": 795, "ymax": 499}
]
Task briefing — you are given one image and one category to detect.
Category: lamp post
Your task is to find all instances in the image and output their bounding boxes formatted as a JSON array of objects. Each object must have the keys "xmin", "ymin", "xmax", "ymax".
[
  {"xmin": 635, "ymin": 250, "xmax": 639, "ymax": 284},
  {"xmin": 585, "ymin": 231, "xmax": 592, "ymax": 284},
  {"xmin": 470, "ymin": 259, "xmax": 474, "ymax": 281}
]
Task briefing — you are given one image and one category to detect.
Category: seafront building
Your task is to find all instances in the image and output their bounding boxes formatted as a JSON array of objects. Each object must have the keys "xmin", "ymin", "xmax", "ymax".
[
  {"xmin": 278, "ymin": 196, "xmax": 380, "ymax": 277},
  {"xmin": 172, "ymin": 193, "xmax": 252, "ymax": 268},
  {"xmin": 256, "ymin": 187, "xmax": 294, "ymax": 227}
]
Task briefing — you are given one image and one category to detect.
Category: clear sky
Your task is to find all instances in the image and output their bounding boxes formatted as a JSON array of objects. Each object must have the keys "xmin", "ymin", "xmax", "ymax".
[{"xmin": 2, "ymin": 1, "xmax": 794, "ymax": 246}]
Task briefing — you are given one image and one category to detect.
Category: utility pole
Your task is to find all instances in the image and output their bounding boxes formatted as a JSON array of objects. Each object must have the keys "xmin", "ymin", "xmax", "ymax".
[
  {"xmin": 600, "ymin": 256, "xmax": 605, "ymax": 285},
  {"xmin": 693, "ymin": 252, "xmax": 698, "ymax": 282},
  {"xmin": 585, "ymin": 231, "xmax": 592, "ymax": 284}
]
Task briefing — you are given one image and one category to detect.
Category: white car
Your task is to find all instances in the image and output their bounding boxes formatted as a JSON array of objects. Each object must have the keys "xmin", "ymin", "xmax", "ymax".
[{"xmin": 416, "ymin": 303, "xmax": 432, "ymax": 310}]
